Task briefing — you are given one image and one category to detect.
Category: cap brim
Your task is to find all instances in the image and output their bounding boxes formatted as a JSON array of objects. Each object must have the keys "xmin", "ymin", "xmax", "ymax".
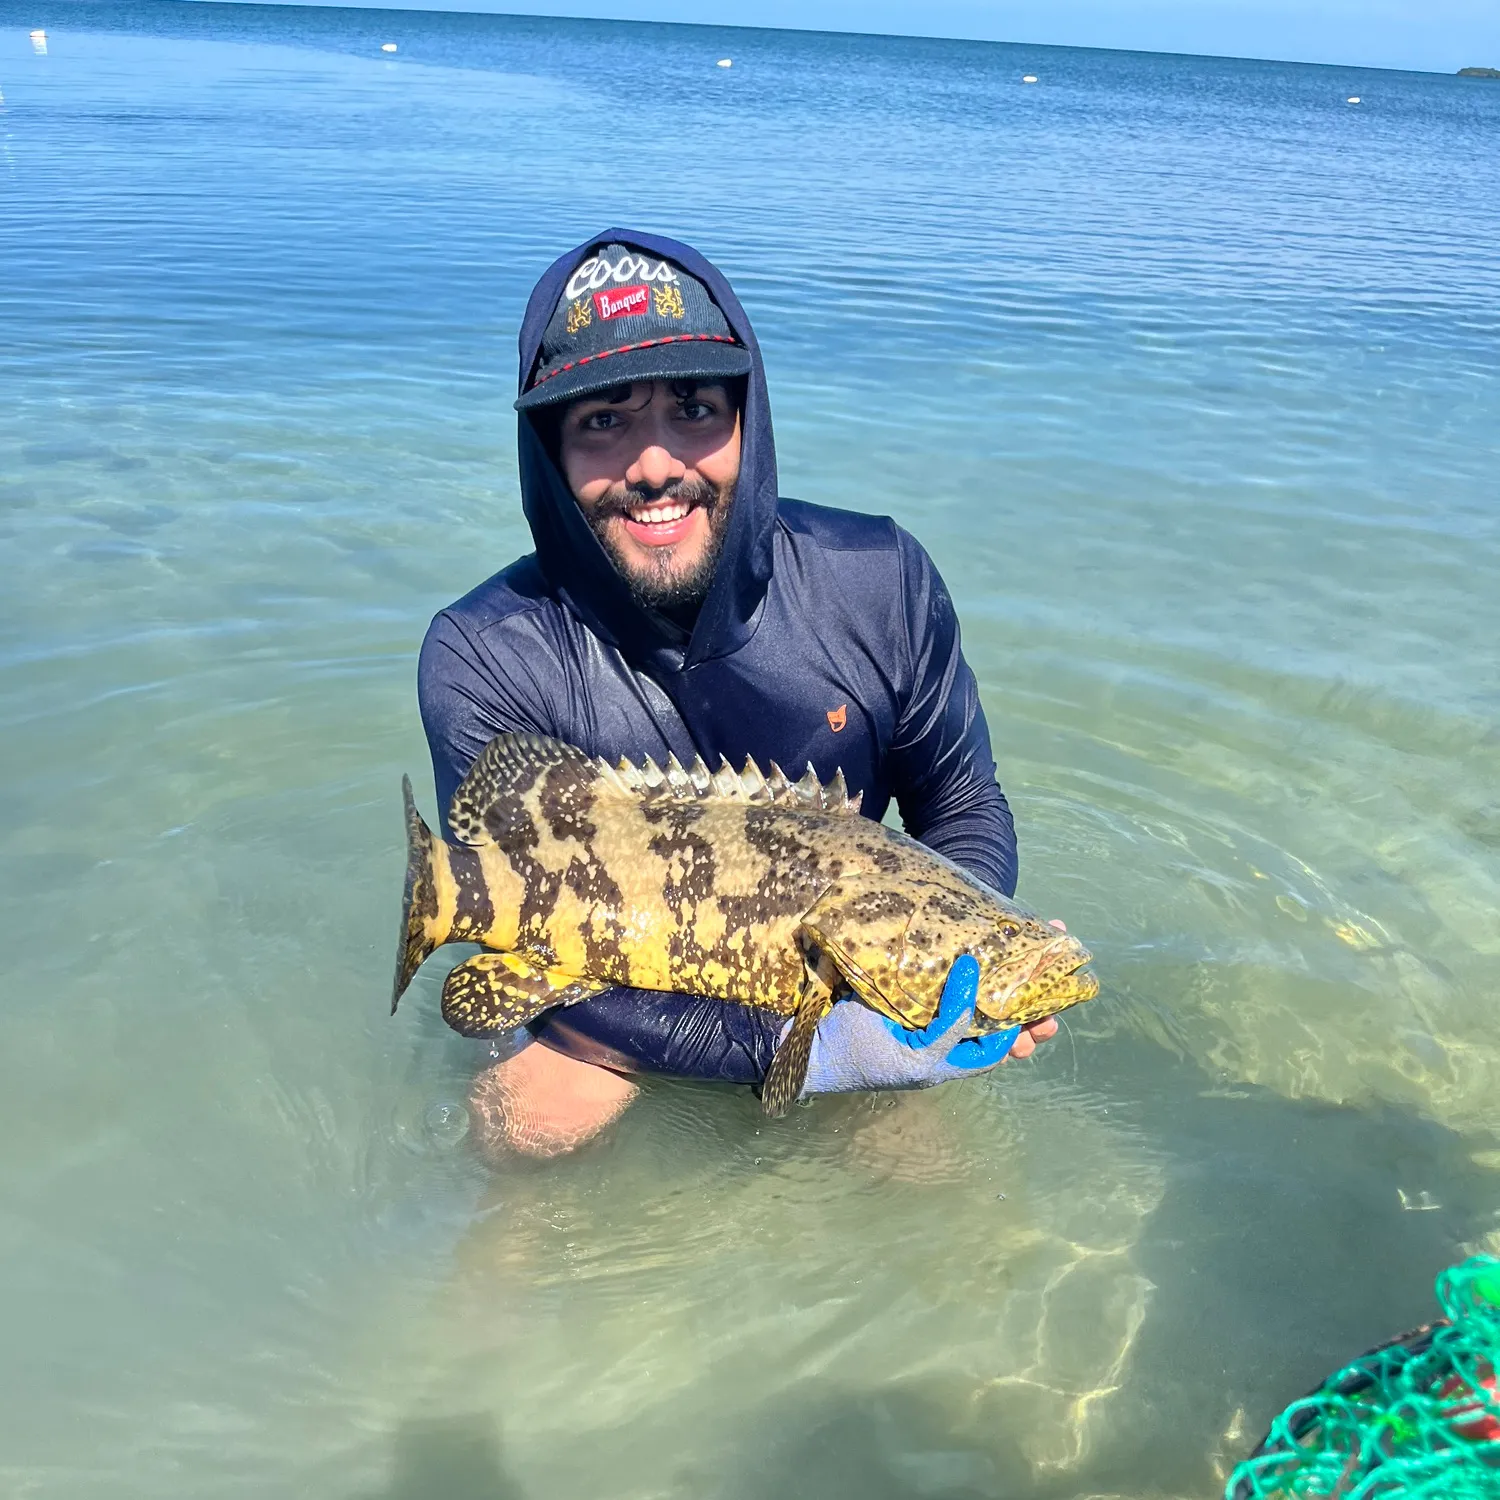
[{"xmin": 516, "ymin": 338, "xmax": 752, "ymax": 411}]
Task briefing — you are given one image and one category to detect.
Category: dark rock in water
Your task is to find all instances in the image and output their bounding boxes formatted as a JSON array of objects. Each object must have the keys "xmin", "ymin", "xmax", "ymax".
[{"xmin": 1457, "ymin": 67, "xmax": 1500, "ymax": 78}]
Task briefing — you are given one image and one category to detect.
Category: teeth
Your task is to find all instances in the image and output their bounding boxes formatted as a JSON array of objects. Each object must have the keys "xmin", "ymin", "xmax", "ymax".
[{"xmin": 627, "ymin": 501, "xmax": 691, "ymax": 525}]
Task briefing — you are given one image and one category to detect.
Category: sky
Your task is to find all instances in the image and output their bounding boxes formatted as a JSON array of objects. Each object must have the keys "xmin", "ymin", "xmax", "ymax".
[{"xmin": 228, "ymin": 0, "xmax": 1500, "ymax": 74}]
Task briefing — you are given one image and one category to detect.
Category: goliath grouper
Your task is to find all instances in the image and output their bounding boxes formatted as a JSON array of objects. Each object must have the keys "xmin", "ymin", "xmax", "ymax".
[{"xmin": 392, "ymin": 733, "xmax": 1099, "ymax": 1115}]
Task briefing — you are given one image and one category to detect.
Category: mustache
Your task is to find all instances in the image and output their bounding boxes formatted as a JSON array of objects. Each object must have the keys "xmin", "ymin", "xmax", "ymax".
[{"xmin": 591, "ymin": 476, "xmax": 721, "ymax": 520}]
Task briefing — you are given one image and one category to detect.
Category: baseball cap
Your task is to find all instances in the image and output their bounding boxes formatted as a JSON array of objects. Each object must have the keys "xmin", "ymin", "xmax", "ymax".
[{"xmin": 515, "ymin": 243, "xmax": 752, "ymax": 411}]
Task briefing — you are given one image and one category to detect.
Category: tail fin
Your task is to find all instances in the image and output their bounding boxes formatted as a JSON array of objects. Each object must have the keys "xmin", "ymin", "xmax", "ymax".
[{"xmin": 392, "ymin": 775, "xmax": 445, "ymax": 1014}]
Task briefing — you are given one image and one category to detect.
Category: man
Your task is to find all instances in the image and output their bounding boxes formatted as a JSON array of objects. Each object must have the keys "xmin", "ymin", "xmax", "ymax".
[{"xmin": 419, "ymin": 231, "xmax": 1057, "ymax": 1158}]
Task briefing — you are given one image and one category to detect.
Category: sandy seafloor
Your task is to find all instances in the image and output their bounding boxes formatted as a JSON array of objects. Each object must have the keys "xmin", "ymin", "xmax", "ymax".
[{"xmin": 1, "ymin": 4, "xmax": 1498, "ymax": 1495}]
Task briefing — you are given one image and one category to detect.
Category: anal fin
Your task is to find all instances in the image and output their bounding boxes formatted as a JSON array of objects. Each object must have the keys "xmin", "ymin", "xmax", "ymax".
[{"xmin": 441, "ymin": 952, "xmax": 603, "ymax": 1037}]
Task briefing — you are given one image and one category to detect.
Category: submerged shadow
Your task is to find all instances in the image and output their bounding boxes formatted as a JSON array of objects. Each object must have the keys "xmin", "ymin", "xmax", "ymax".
[
  {"xmin": 708, "ymin": 1378, "xmax": 1033, "ymax": 1500},
  {"xmin": 1065, "ymin": 1042, "xmax": 1500, "ymax": 1495},
  {"xmin": 350, "ymin": 1414, "xmax": 525, "ymax": 1500},
  {"xmin": 708, "ymin": 1041, "xmax": 1498, "ymax": 1500}
]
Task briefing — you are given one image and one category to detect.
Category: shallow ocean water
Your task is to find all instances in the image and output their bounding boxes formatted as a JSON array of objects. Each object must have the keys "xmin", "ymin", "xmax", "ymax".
[{"xmin": 1, "ymin": 4, "xmax": 1498, "ymax": 1496}]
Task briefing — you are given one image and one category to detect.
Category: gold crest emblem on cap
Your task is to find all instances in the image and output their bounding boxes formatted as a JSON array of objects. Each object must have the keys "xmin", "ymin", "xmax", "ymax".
[{"xmin": 654, "ymin": 284, "xmax": 685, "ymax": 320}]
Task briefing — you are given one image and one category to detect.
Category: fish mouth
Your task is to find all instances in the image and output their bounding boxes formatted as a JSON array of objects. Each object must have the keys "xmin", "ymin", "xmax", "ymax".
[
  {"xmin": 1052, "ymin": 962, "xmax": 1100, "ymax": 1005},
  {"xmin": 1041, "ymin": 937, "xmax": 1099, "ymax": 997},
  {"xmin": 987, "ymin": 937, "xmax": 1099, "ymax": 1028}
]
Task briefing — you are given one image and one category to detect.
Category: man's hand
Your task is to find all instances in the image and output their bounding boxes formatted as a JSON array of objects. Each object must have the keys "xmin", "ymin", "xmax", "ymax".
[
  {"xmin": 1005, "ymin": 1013, "xmax": 1060, "ymax": 1059},
  {"xmin": 792, "ymin": 949, "xmax": 1059, "ymax": 1100}
]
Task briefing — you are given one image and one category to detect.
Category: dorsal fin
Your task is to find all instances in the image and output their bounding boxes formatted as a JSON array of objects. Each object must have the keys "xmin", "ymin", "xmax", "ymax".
[
  {"xmin": 451, "ymin": 733, "xmax": 865, "ymax": 836},
  {"xmin": 449, "ymin": 733, "xmax": 625, "ymax": 846}
]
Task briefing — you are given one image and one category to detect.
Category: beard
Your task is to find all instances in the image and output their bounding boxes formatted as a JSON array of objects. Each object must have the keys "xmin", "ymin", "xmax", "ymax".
[{"xmin": 585, "ymin": 476, "xmax": 734, "ymax": 614}]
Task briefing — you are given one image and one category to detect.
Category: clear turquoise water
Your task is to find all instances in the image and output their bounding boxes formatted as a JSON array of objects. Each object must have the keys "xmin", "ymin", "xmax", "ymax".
[{"xmin": 2, "ymin": 6, "xmax": 1499, "ymax": 1496}]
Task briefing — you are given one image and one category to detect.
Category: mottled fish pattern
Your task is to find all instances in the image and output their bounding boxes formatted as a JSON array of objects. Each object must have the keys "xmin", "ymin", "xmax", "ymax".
[{"xmin": 393, "ymin": 734, "xmax": 1099, "ymax": 1114}]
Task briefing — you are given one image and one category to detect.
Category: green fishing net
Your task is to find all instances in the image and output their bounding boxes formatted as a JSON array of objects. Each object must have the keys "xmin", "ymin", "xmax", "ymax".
[{"xmin": 1226, "ymin": 1256, "xmax": 1500, "ymax": 1499}]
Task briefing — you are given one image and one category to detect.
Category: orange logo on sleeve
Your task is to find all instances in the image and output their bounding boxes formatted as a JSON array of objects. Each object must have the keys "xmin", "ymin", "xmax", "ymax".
[{"xmin": 826, "ymin": 704, "xmax": 848, "ymax": 732}]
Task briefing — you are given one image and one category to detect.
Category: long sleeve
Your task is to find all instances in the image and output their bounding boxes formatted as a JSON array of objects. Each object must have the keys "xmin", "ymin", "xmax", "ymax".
[
  {"xmin": 419, "ymin": 609, "xmax": 545, "ymax": 834},
  {"xmin": 887, "ymin": 531, "xmax": 1018, "ymax": 897}
]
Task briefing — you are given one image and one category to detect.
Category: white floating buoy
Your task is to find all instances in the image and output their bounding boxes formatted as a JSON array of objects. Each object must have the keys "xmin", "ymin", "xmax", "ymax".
[
  {"xmin": 717, "ymin": 58, "xmax": 732, "ymax": 68},
  {"xmin": 1347, "ymin": 95, "xmax": 1361, "ymax": 104},
  {"xmin": 1022, "ymin": 74, "xmax": 1038, "ymax": 84},
  {"xmin": 382, "ymin": 42, "xmax": 398, "ymax": 53}
]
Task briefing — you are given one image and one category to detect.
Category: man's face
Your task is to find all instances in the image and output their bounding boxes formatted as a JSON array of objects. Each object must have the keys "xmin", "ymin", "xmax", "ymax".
[{"xmin": 556, "ymin": 379, "xmax": 741, "ymax": 613}]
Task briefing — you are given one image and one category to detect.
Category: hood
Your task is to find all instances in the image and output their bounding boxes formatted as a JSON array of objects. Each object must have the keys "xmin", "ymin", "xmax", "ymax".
[{"xmin": 515, "ymin": 228, "xmax": 779, "ymax": 672}]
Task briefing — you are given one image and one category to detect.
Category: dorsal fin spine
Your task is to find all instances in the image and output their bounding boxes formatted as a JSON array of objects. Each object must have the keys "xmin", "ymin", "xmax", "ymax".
[
  {"xmin": 603, "ymin": 745, "xmax": 863, "ymax": 815},
  {"xmin": 689, "ymin": 755, "xmax": 712, "ymax": 794},
  {"xmin": 766, "ymin": 763, "xmax": 792, "ymax": 801},
  {"xmin": 712, "ymin": 756, "xmax": 741, "ymax": 799},
  {"xmin": 740, "ymin": 758, "xmax": 770, "ymax": 803},
  {"xmin": 827, "ymin": 768, "xmax": 850, "ymax": 811},
  {"xmin": 663, "ymin": 753, "xmax": 691, "ymax": 799},
  {"xmin": 594, "ymin": 759, "xmax": 630, "ymax": 795}
]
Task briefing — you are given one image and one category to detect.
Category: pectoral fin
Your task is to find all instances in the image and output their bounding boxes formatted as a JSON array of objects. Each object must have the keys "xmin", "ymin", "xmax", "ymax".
[
  {"xmin": 761, "ymin": 940, "xmax": 839, "ymax": 1118},
  {"xmin": 440, "ymin": 952, "xmax": 604, "ymax": 1037}
]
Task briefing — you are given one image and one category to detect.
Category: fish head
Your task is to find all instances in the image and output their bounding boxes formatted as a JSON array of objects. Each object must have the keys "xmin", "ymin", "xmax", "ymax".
[
  {"xmin": 967, "ymin": 921, "xmax": 1098, "ymax": 1030},
  {"xmin": 891, "ymin": 885, "xmax": 1098, "ymax": 1032}
]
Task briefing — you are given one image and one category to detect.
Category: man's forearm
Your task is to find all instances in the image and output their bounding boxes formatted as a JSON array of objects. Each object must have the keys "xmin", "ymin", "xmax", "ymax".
[
  {"xmin": 529, "ymin": 986, "xmax": 781, "ymax": 1084},
  {"xmin": 910, "ymin": 777, "xmax": 1018, "ymax": 897}
]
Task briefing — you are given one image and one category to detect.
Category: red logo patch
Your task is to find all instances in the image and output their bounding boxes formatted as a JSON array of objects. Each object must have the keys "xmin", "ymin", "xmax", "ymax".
[
  {"xmin": 826, "ymin": 704, "xmax": 848, "ymax": 732},
  {"xmin": 593, "ymin": 284, "xmax": 651, "ymax": 320}
]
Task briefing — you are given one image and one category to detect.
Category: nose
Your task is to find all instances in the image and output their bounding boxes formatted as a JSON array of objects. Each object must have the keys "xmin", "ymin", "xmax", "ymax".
[{"xmin": 628, "ymin": 444, "xmax": 686, "ymax": 493}]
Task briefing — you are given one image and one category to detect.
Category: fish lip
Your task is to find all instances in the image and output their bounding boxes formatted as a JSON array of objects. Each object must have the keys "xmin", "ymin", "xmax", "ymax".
[
  {"xmin": 1048, "ymin": 935, "xmax": 1094, "ymax": 976},
  {"xmin": 994, "ymin": 936, "xmax": 1095, "ymax": 1008},
  {"xmin": 1031, "ymin": 934, "xmax": 1091, "ymax": 978}
]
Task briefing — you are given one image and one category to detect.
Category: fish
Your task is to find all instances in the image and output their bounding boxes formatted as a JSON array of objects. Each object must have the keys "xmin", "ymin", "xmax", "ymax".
[{"xmin": 392, "ymin": 733, "xmax": 1099, "ymax": 1116}]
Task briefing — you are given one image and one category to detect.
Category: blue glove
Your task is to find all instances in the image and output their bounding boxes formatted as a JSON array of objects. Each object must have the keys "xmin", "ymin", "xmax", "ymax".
[{"xmin": 792, "ymin": 955, "xmax": 1022, "ymax": 1098}]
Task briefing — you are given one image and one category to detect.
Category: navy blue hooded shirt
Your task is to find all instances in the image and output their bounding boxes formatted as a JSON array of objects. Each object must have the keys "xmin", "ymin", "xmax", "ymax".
[{"xmin": 418, "ymin": 229, "xmax": 1017, "ymax": 1084}]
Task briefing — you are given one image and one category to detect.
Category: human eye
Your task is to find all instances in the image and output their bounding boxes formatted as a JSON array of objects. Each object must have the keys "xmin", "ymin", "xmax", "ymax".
[
  {"xmin": 676, "ymin": 397, "xmax": 718, "ymax": 422},
  {"xmin": 580, "ymin": 409, "xmax": 622, "ymax": 432}
]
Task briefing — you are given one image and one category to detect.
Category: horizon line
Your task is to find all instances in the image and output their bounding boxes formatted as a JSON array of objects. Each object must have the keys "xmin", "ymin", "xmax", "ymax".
[{"xmin": 169, "ymin": 0, "xmax": 1491, "ymax": 78}]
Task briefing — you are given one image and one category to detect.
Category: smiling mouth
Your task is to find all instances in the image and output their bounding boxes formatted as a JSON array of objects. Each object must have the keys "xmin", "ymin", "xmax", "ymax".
[
  {"xmin": 629, "ymin": 499, "xmax": 692, "ymax": 525},
  {"xmin": 619, "ymin": 497, "xmax": 702, "ymax": 547}
]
